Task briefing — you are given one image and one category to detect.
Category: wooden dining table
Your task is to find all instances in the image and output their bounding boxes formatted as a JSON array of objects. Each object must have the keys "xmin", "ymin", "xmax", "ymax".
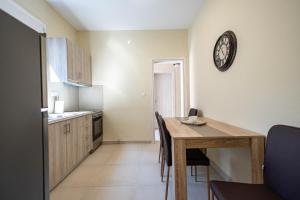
[{"xmin": 165, "ymin": 117, "xmax": 265, "ymax": 200}]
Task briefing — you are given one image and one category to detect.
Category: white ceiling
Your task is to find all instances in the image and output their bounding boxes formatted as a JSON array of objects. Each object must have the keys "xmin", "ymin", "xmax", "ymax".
[{"xmin": 47, "ymin": 0, "xmax": 203, "ymax": 31}]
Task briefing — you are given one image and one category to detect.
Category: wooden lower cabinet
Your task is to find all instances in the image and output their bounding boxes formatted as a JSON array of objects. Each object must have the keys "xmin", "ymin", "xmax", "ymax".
[
  {"xmin": 48, "ymin": 114, "xmax": 93, "ymax": 190},
  {"xmin": 48, "ymin": 121, "xmax": 67, "ymax": 190},
  {"xmin": 66, "ymin": 119, "xmax": 78, "ymax": 171},
  {"xmin": 77, "ymin": 115, "xmax": 93, "ymax": 162}
]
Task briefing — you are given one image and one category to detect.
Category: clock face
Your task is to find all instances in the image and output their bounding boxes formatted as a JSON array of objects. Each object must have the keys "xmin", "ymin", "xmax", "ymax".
[{"xmin": 213, "ymin": 31, "xmax": 237, "ymax": 72}]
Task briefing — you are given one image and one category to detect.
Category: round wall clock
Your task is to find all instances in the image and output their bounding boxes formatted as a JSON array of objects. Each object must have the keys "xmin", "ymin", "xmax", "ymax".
[{"xmin": 213, "ymin": 31, "xmax": 237, "ymax": 72}]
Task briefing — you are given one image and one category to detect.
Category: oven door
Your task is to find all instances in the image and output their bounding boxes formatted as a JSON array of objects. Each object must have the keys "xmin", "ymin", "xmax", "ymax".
[{"xmin": 92, "ymin": 115, "xmax": 103, "ymax": 141}]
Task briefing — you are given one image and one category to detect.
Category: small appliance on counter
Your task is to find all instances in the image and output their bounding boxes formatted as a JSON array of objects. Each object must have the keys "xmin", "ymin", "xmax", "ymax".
[
  {"xmin": 54, "ymin": 100, "xmax": 64, "ymax": 114},
  {"xmin": 79, "ymin": 85, "xmax": 104, "ymax": 151}
]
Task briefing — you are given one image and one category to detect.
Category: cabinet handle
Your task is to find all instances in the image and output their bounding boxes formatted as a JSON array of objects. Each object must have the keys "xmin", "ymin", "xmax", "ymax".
[
  {"xmin": 67, "ymin": 123, "xmax": 71, "ymax": 133},
  {"xmin": 64, "ymin": 124, "xmax": 67, "ymax": 134}
]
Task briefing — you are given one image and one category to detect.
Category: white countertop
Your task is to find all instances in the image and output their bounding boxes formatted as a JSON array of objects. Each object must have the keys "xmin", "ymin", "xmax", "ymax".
[{"xmin": 48, "ymin": 111, "xmax": 94, "ymax": 124}]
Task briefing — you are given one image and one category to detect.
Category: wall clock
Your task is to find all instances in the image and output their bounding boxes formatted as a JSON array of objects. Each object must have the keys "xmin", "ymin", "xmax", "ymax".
[{"xmin": 213, "ymin": 31, "xmax": 237, "ymax": 72}]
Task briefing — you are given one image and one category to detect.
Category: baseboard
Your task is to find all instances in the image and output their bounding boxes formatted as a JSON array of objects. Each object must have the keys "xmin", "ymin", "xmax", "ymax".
[
  {"xmin": 103, "ymin": 140, "xmax": 153, "ymax": 144},
  {"xmin": 210, "ymin": 160, "xmax": 232, "ymax": 181}
]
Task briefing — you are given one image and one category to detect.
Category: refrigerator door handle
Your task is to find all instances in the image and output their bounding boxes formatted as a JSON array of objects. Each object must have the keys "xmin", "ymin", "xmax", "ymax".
[
  {"xmin": 40, "ymin": 34, "xmax": 48, "ymax": 108},
  {"xmin": 41, "ymin": 108, "xmax": 48, "ymax": 113}
]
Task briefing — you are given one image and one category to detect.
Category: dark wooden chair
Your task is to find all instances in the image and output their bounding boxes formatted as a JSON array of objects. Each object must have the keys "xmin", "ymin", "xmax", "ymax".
[
  {"xmin": 155, "ymin": 111, "xmax": 163, "ymax": 163},
  {"xmin": 155, "ymin": 111, "xmax": 166, "ymax": 181},
  {"xmin": 158, "ymin": 115, "xmax": 211, "ymax": 200},
  {"xmin": 211, "ymin": 125, "xmax": 300, "ymax": 200},
  {"xmin": 188, "ymin": 108, "xmax": 198, "ymax": 117},
  {"xmin": 188, "ymin": 108, "xmax": 207, "ymax": 176}
]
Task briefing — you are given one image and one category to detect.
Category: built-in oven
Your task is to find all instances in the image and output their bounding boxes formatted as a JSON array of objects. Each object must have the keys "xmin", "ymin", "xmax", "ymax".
[{"xmin": 92, "ymin": 111, "xmax": 103, "ymax": 151}]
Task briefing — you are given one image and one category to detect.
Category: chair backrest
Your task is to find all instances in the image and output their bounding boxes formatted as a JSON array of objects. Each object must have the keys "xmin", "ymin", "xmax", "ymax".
[
  {"xmin": 188, "ymin": 108, "xmax": 198, "ymax": 117},
  {"xmin": 158, "ymin": 115, "xmax": 172, "ymax": 166},
  {"xmin": 155, "ymin": 111, "xmax": 164, "ymax": 143},
  {"xmin": 264, "ymin": 125, "xmax": 300, "ymax": 200}
]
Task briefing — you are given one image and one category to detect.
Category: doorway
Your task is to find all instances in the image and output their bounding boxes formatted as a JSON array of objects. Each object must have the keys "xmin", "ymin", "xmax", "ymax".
[{"xmin": 152, "ymin": 59, "xmax": 185, "ymax": 141}]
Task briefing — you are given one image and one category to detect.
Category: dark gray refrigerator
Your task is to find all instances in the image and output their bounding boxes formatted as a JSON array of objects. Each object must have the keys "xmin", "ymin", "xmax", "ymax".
[{"xmin": 0, "ymin": 9, "xmax": 49, "ymax": 200}]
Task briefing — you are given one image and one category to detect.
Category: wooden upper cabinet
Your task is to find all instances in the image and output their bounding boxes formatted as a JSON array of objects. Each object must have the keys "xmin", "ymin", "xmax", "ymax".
[
  {"xmin": 47, "ymin": 37, "xmax": 92, "ymax": 87},
  {"xmin": 81, "ymin": 49, "xmax": 92, "ymax": 86},
  {"xmin": 66, "ymin": 40, "xmax": 75, "ymax": 82}
]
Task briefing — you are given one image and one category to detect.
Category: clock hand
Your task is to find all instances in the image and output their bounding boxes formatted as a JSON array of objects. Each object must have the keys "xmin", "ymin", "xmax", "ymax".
[{"xmin": 220, "ymin": 46, "xmax": 225, "ymax": 56}]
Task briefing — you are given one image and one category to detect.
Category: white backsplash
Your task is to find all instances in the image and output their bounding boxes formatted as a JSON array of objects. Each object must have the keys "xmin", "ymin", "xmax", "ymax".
[
  {"xmin": 48, "ymin": 82, "xmax": 79, "ymax": 113},
  {"xmin": 79, "ymin": 85, "xmax": 103, "ymax": 111}
]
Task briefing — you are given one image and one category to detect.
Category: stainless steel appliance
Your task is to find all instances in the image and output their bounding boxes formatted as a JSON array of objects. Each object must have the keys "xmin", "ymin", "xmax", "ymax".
[
  {"xmin": 0, "ymin": 9, "xmax": 49, "ymax": 200},
  {"xmin": 92, "ymin": 111, "xmax": 103, "ymax": 151},
  {"xmin": 79, "ymin": 85, "xmax": 104, "ymax": 151}
]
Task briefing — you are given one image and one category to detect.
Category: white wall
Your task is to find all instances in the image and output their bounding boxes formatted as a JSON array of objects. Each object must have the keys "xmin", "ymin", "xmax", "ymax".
[
  {"xmin": 78, "ymin": 30, "xmax": 188, "ymax": 142},
  {"xmin": 189, "ymin": 0, "xmax": 300, "ymax": 182}
]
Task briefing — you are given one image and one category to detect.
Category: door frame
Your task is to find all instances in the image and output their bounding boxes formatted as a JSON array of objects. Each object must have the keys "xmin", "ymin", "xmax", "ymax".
[{"xmin": 151, "ymin": 58, "xmax": 187, "ymax": 141}]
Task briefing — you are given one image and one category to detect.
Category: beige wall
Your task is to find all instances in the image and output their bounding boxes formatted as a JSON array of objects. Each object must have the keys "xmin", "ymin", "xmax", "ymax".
[
  {"xmin": 78, "ymin": 30, "xmax": 188, "ymax": 141},
  {"xmin": 14, "ymin": 0, "xmax": 77, "ymax": 42},
  {"xmin": 14, "ymin": 0, "xmax": 80, "ymax": 112},
  {"xmin": 189, "ymin": 0, "xmax": 300, "ymax": 182}
]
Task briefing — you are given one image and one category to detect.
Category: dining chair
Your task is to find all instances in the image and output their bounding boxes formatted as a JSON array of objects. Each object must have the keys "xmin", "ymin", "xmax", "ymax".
[
  {"xmin": 210, "ymin": 125, "xmax": 300, "ymax": 200},
  {"xmin": 155, "ymin": 111, "xmax": 164, "ymax": 163},
  {"xmin": 188, "ymin": 108, "xmax": 207, "ymax": 176},
  {"xmin": 158, "ymin": 115, "xmax": 211, "ymax": 200},
  {"xmin": 155, "ymin": 111, "xmax": 166, "ymax": 181}
]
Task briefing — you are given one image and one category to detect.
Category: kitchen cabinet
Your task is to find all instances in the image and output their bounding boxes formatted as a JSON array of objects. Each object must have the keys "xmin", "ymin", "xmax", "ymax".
[
  {"xmin": 77, "ymin": 115, "xmax": 93, "ymax": 162},
  {"xmin": 48, "ymin": 121, "xmax": 67, "ymax": 189},
  {"xmin": 82, "ymin": 49, "xmax": 92, "ymax": 86},
  {"xmin": 47, "ymin": 37, "xmax": 92, "ymax": 86},
  {"xmin": 48, "ymin": 114, "xmax": 92, "ymax": 190},
  {"xmin": 66, "ymin": 119, "xmax": 78, "ymax": 172}
]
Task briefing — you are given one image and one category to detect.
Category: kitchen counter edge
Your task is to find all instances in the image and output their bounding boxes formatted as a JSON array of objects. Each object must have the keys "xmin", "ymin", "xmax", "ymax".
[{"xmin": 48, "ymin": 111, "xmax": 94, "ymax": 125}]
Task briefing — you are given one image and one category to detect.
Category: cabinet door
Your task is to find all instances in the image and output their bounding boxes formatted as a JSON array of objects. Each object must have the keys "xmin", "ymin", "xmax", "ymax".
[
  {"xmin": 84, "ymin": 114, "xmax": 93, "ymax": 152},
  {"xmin": 66, "ymin": 39, "xmax": 75, "ymax": 82},
  {"xmin": 77, "ymin": 48, "xmax": 92, "ymax": 86},
  {"xmin": 81, "ymin": 48, "xmax": 86, "ymax": 84},
  {"xmin": 76, "ymin": 116, "xmax": 85, "ymax": 162},
  {"xmin": 48, "ymin": 121, "xmax": 67, "ymax": 190},
  {"xmin": 77, "ymin": 115, "xmax": 93, "ymax": 162},
  {"xmin": 84, "ymin": 51, "xmax": 92, "ymax": 86},
  {"xmin": 87, "ymin": 54, "xmax": 92, "ymax": 85},
  {"xmin": 66, "ymin": 119, "xmax": 78, "ymax": 171},
  {"xmin": 74, "ymin": 45, "xmax": 83, "ymax": 83}
]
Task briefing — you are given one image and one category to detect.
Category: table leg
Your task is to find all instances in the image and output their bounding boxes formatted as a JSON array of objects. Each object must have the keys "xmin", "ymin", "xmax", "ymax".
[
  {"xmin": 172, "ymin": 139, "xmax": 187, "ymax": 200},
  {"xmin": 250, "ymin": 137, "xmax": 265, "ymax": 183}
]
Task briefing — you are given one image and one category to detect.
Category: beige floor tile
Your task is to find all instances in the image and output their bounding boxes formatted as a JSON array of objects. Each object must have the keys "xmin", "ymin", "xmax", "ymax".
[
  {"xmin": 59, "ymin": 166, "xmax": 102, "ymax": 187},
  {"xmin": 139, "ymin": 150, "xmax": 159, "ymax": 164},
  {"xmin": 81, "ymin": 150, "xmax": 114, "ymax": 166},
  {"xmin": 137, "ymin": 164, "xmax": 164, "ymax": 186},
  {"xmin": 82, "ymin": 186, "xmax": 136, "ymax": 200},
  {"xmin": 51, "ymin": 143, "xmax": 222, "ymax": 200},
  {"xmin": 141, "ymin": 142, "xmax": 160, "ymax": 152},
  {"xmin": 134, "ymin": 185, "xmax": 166, "ymax": 200},
  {"xmin": 93, "ymin": 164, "xmax": 140, "ymax": 186},
  {"xmin": 50, "ymin": 187, "xmax": 86, "ymax": 200},
  {"xmin": 101, "ymin": 144, "xmax": 142, "ymax": 152},
  {"xmin": 107, "ymin": 150, "xmax": 141, "ymax": 165}
]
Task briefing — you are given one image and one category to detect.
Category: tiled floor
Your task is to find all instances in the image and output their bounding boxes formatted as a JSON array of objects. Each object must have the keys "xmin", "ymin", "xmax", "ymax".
[{"xmin": 50, "ymin": 143, "xmax": 222, "ymax": 200}]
